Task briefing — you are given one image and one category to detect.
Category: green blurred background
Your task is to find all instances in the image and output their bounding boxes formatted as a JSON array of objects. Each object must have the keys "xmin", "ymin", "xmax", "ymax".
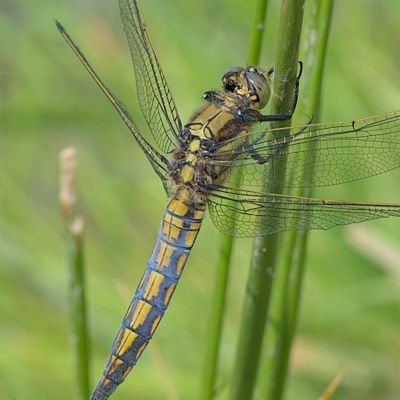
[{"xmin": 1, "ymin": 0, "xmax": 400, "ymax": 399}]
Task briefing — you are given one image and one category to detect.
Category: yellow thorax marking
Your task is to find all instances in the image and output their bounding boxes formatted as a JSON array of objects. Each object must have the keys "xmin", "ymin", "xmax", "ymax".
[
  {"xmin": 181, "ymin": 165, "xmax": 195, "ymax": 183},
  {"xmin": 189, "ymin": 104, "xmax": 222, "ymax": 139},
  {"xmin": 200, "ymin": 123, "xmax": 212, "ymax": 139},
  {"xmin": 189, "ymin": 139, "xmax": 200, "ymax": 152},
  {"xmin": 186, "ymin": 153, "xmax": 197, "ymax": 164},
  {"xmin": 190, "ymin": 120, "xmax": 212, "ymax": 140}
]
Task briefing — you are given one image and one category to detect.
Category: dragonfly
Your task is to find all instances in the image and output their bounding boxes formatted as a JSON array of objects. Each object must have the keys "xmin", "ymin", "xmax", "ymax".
[{"xmin": 57, "ymin": 0, "xmax": 400, "ymax": 398}]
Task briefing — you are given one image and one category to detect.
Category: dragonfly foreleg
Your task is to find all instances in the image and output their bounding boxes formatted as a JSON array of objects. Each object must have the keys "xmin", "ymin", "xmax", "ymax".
[
  {"xmin": 203, "ymin": 90, "xmax": 226, "ymax": 107},
  {"xmin": 243, "ymin": 61, "xmax": 303, "ymax": 123}
]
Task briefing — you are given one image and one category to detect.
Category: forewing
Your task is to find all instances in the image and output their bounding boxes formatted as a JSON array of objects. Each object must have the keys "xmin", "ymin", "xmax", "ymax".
[
  {"xmin": 55, "ymin": 20, "xmax": 170, "ymax": 183},
  {"xmin": 119, "ymin": 0, "xmax": 182, "ymax": 153},
  {"xmin": 207, "ymin": 186, "xmax": 400, "ymax": 237},
  {"xmin": 209, "ymin": 111, "xmax": 400, "ymax": 189}
]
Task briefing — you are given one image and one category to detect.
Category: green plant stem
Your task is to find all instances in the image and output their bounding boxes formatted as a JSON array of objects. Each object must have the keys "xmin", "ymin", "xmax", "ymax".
[
  {"xmin": 198, "ymin": 2, "xmax": 269, "ymax": 399},
  {"xmin": 288, "ymin": 0, "xmax": 335, "ymax": 317},
  {"xmin": 199, "ymin": 235, "xmax": 234, "ymax": 400},
  {"xmin": 257, "ymin": 231, "xmax": 297, "ymax": 400},
  {"xmin": 60, "ymin": 148, "xmax": 90, "ymax": 399},
  {"xmin": 67, "ymin": 224, "xmax": 90, "ymax": 399},
  {"xmin": 258, "ymin": 2, "xmax": 334, "ymax": 399},
  {"xmin": 248, "ymin": 0, "xmax": 270, "ymax": 66},
  {"xmin": 229, "ymin": 2, "xmax": 305, "ymax": 400}
]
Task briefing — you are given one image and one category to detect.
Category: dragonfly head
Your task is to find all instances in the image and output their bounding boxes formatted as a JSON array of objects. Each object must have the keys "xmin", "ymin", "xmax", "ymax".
[{"xmin": 221, "ymin": 66, "xmax": 271, "ymax": 109}]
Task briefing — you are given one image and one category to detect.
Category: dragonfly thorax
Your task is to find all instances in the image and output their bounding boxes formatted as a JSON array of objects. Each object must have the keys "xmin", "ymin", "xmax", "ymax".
[
  {"xmin": 222, "ymin": 66, "xmax": 271, "ymax": 110},
  {"xmin": 172, "ymin": 135, "xmax": 210, "ymax": 185}
]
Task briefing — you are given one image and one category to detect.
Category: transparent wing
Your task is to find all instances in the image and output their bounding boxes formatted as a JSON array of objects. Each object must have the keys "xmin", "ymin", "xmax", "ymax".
[
  {"xmin": 209, "ymin": 111, "xmax": 400, "ymax": 188},
  {"xmin": 55, "ymin": 20, "xmax": 170, "ymax": 182},
  {"xmin": 119, "ymin": 0, "xmax": 182, "ymax": 153},
  {"xmin": 207, "ymin": 185, "xmax": 400, "ymax": 237}
]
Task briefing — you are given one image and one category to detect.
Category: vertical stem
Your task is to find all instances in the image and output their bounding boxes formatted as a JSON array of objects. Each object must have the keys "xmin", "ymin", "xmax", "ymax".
[
  {"xmin": 198, "ymin": 2, "xmax": 269, "ymax": 399},
  {"xmin": 257, "ymin": 231, "xmax": 296, "ymax": 400},
  {"xmin": 258, "ymin": 2, "xmax": 334, "ymax": 399},
  {"xmin": 199, "ymin": 234, "xmax": 233, "ymax": 400},
  {"xmin": 229, "ymin": 2, "xmax": 305, "ymax": 400},
  {"xmin": 287, "ymin": 0, "xmax": 335, "ymax": 371},
  {"xmin": 229, "ymin": 233, "xmax": 280, "ymax": 400},
  {"xmin": 248, "ymin": 0, "xmax": 270, "ymax": 66},
  {"xmin": 60, "ymin": 148, "xmax": 90, "ymax": 399},
  {"xmin": 67, "ymin": 220, "xmax": 90, "ymax": 400},
  {"xmin": 288, "ymin": 0, "xmax": 335, "ymax": 322}
]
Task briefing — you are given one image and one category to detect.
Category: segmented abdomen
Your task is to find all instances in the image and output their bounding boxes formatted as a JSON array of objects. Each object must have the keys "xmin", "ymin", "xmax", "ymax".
[{"xmin": 90, "ymin": 194, "xmax": 204, "ymax": 399}]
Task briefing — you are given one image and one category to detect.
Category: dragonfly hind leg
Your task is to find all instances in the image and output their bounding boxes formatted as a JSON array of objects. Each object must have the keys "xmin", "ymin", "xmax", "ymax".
[{"xmin": 248, "ymin": 114, "xmax": 313, "ymax": 165}]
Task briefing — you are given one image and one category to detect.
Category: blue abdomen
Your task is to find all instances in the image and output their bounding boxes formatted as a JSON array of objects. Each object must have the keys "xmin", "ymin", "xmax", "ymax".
[{"xmin": 90, "ymin": 194, "xmax": 204, "ymax": 399}]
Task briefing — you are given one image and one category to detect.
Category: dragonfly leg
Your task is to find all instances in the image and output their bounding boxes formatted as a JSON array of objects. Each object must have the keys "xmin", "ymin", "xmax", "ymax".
[
  {"xmin": 243, "ymin": 61, "xmax": 303, "ymax": 123},
  {"xmin": 248, "ymin": 113, "xmax": 313, "ymax": 165},
  {"xmin": 248, "ymin": 145, "xmax": 271, "ymax": 164},
  {"xmin": 203, "ymin": 90, "xmax": 226, "ymax": 107}
]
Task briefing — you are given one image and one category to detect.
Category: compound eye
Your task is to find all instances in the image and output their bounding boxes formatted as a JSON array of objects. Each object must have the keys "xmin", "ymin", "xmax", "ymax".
[
  {"xmin": 248, "ymin": 66, "xmax": 257, "ymax": 73},
  {"xmin": 224, "ymin": 79, "xmax": 236, "ymax": 92}
]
